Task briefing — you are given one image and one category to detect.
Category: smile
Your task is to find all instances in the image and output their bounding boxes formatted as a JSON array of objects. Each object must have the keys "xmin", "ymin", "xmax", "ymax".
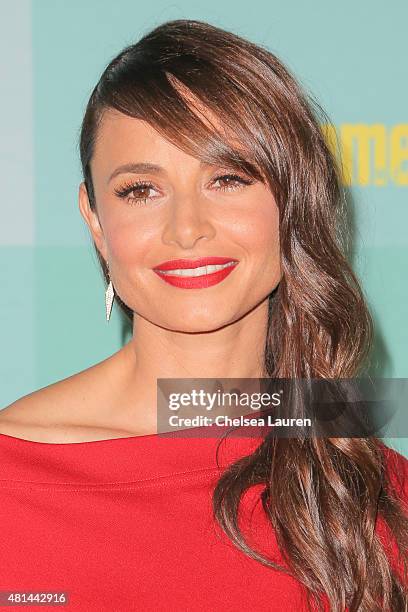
[
  {"xmin": 153, "ymin": 261, "xmax": 239, "ymax": 289},
  {"xmin": 158, "ymin": 262, "xmax": 235, "ymax": 276}
]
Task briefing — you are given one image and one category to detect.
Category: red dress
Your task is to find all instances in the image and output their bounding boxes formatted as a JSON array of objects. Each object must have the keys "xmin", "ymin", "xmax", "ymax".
[{"xmin": 0, "ymin": 426, "xmax": 406, "ymax": 611}]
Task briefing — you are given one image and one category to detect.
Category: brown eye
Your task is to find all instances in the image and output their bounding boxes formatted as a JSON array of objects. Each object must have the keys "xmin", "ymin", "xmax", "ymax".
[
  {"xmin": 114, "ymin": 180, "xmax": 159, "ymax": 206},
  {"xmin": 131, "ymin": 185, "xmax": 152, "ymax": 200},
  {"xmin": 212, "ymin": 173, "xmax": 254, "ymax": 191}
]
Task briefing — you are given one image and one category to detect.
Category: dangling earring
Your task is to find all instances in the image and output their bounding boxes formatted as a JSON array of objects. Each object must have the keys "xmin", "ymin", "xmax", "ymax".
[{"xmin": 105, "ymin": 263, "xmax": 115, "ymax": 321}]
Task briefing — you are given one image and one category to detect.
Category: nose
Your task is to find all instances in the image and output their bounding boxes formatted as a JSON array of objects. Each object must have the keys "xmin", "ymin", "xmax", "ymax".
[{"xmin": 161, "ymin": 193, "xmax": 216, "ymax": 250}]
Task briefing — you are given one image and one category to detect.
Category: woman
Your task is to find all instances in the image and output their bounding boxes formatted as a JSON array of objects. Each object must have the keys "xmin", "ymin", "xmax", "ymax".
[{"xmin": 0, "ymin": 18, "xmax": 407, "ymax": 612}]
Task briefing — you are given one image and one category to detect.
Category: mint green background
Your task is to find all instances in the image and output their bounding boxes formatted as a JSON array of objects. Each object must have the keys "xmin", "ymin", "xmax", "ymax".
[{"xmin": 1, "ymin": 1, "xmax": 407, "ymax": 456}]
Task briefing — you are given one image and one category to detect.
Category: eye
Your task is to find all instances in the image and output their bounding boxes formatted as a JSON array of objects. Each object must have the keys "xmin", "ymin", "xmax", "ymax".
[
  {"xmin": 113, "ymin": 180, "xmax": 159, "ymax": 206},
  {"xmin": 211, "ymin": 173, "xmax": 255, "ymax": 192},
  {"xmin": 113, "ymin": 172, "xmax": 255, "ymax": 207}
]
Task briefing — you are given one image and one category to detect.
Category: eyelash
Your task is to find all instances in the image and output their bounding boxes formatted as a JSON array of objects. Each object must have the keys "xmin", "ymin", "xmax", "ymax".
[{"xmin": 113, "ymin": 173, "xmax": 255, "ymax": 206}]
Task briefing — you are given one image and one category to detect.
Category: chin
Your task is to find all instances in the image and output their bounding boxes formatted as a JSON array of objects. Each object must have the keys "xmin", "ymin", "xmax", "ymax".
[{"xmin": 161, "ymin": 313, "xmax": 236, "ymax": 334}]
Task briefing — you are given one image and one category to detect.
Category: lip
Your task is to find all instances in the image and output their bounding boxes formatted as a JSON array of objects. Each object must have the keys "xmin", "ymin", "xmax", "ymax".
[
  {"xmin": 152, "ymin": 256, "xmax": 240, "ymax": 290},
  {"xmin": 153, "ymin": 264, "xmax": 238, "ymax": 289},
  {"xmin": 153, "ymin": 256, "xmax": 239, "ymax": 271}
]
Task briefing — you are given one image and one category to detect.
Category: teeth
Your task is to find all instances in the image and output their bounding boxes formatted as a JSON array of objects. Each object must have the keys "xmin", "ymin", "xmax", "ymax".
[{"xmin": 158, "ymin": 261, "xmax": 236, "ymax": 277}]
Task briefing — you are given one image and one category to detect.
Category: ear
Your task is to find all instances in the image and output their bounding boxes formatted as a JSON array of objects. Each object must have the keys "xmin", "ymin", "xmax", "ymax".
[{"xmin": 78, "ymin": 182, "xmax": 108, "ymax": 261}]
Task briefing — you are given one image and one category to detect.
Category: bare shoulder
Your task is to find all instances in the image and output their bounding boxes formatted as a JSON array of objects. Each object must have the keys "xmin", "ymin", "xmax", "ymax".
[{"xmin": 0, "ymin": 346, "xmax": 130, "ymax": 443}]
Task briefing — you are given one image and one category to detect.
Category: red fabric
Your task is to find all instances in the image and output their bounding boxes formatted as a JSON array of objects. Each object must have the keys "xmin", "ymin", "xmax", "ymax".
[{"xmin": 0, "ymin": 428, "xmax": 407, "ymax": 611}]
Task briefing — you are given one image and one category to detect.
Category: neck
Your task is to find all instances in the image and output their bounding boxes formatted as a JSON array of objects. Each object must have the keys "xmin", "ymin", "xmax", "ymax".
[{"xmin": 107, "ymin": 298, "xmax": 269, "ymax": 434}]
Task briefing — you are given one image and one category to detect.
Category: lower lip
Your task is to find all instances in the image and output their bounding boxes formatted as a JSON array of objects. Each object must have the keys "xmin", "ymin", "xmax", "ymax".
[{"xmin": 153, "ymin": 263, "xmax": 238, "ymax": 289}]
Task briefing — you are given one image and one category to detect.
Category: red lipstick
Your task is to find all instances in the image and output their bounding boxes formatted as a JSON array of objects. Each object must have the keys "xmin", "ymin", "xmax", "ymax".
[
  {"xmin": 154, "ymin": 256, "xmax": 238, "ymax": 271},
  {"xmin": 153, "ymin": 256, "xmax": 239, "ymax": 289}
]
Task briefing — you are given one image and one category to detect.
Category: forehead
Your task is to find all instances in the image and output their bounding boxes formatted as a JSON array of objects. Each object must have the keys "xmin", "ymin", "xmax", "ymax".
[
  {"xmin": 91, "ymin": 111, "xmax": 207, "ymax": 184},
  {"xmin": 91, "ymin": 78, "xmax": 250, "ymax": 175},
  {"xmin": 94, "ymin": 110, "xmax": 176, "ymax": 159},
  {"xmin": 91, "ymin": 109, "xmax": 250, "ymax": 181},
  {"xmin": 91, "ymin": 74, "xmax": 262, "ymax": 183},
  {"xmin": 97, "ymin": 77, "xmax": 223, "ymax": 149}
]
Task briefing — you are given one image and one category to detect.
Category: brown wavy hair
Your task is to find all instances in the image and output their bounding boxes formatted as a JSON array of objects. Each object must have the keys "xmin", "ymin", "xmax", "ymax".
[{"xmin": 79, "ymin": 19, "xmax": 408, "ymax": 611}]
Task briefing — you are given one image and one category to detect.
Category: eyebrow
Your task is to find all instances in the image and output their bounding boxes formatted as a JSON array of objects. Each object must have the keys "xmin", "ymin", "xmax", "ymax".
[
  {"xmin": 108, "ymin": 162, "xmax": 168, "ymax": 184},
  {"xmin": 106, "ymin": 157, "xmax": 261, "ymax": 185}
]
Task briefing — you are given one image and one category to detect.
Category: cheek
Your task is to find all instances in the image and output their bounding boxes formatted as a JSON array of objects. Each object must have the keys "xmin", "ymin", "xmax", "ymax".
[
  {"xmin": 104, "ymin": 217, "xmax": 153, "ymax": 266},
  {"xmin": 236, "ymin": 199, "xmax": 280, "ymax": 263}
]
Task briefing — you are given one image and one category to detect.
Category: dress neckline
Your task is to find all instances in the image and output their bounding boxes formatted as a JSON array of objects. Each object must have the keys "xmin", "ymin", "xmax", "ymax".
[
  {"xmin": 0, "ymin": 428, "xmax": 162, "ymax": 446},
  {"xmin": 0, "ymin": 424, "xmax": 266, "ymax": 485}
]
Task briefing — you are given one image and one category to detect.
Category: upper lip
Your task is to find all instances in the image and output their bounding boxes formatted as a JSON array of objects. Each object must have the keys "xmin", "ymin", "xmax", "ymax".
[{"xmin": 153, "ymin": 256, "xmax": 239, "ymax": 271}]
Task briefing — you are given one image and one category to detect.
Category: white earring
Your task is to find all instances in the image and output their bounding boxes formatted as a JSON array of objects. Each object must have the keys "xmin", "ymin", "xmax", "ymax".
[{"xmin": 105, "ymin": 279, "xmax": 115, "ymax": 321}]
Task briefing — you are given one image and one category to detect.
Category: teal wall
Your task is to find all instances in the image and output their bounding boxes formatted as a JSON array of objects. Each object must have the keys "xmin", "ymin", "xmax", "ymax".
[{"xmin": 1, "ymin": 1, "xmax": 407, "ymax": 455}]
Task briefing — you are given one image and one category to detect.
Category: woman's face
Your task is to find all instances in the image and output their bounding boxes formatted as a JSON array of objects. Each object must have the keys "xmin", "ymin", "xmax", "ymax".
[{"xmin": 79, "ymin": 108, "xmax": 281, "ymax": 332}]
